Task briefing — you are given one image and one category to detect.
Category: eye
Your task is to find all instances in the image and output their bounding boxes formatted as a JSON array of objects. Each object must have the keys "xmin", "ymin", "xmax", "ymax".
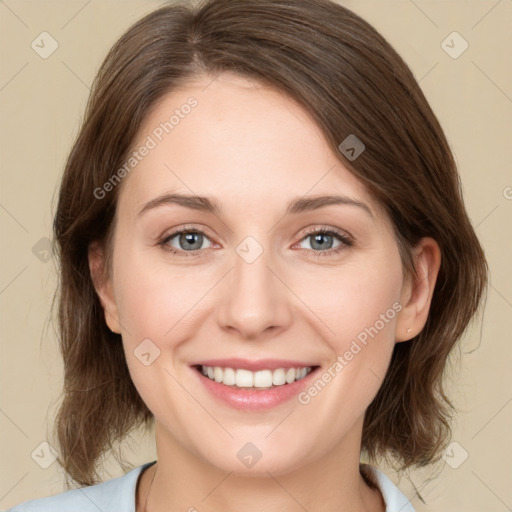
[
  {"xmin": 295, "ymin": 226, "xmax": 353, "ymax": 257},
  {"xmin": 158, "ymin": 225, "xmax": 353, "ymax": 258},
  {"xmin": 159, "ymin": 227, "xmax": 213, "ymax": 257}
]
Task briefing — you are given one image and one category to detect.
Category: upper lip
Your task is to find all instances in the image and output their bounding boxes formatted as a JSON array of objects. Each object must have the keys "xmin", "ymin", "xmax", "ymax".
[{"xmin": 191, "ymin": 358, "xmax": 318, "ymax": 371}]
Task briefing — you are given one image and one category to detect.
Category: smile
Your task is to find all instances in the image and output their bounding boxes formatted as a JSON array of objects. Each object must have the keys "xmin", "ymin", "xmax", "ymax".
[
  {"xmin": 191, "ymin": 359, "xmax": 321, "ymax": 410},
  {"xmin": 198, "ymin": 365, "xmax": 314, "ymax": 389}
]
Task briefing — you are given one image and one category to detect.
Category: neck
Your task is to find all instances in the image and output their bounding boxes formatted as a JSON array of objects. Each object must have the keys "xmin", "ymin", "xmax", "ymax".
[{"xmin": 138, "ymin": 420, "xmax": 385, "ymax": 512}]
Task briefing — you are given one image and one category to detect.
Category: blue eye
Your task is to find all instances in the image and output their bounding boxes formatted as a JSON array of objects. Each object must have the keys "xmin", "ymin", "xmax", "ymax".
[
  {"xmin": 301, "ymin": 232, "xmax": 340, "ymax": 251},
  {"xmin": 297, "ymin": 228, "xmax": 353, "ymax": 258},
  {"xmin": 160, "ymin": 229, "xmax": 213, "ymax": 256},
  {"xmin": 158, "ymin": 225, "xmax": 353, "ymax": 258}
]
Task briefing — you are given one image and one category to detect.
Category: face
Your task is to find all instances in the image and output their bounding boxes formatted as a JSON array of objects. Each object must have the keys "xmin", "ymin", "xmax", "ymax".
[{"xmin": 93, "ymin": 72, "xmax": 417, "ymax": 476}]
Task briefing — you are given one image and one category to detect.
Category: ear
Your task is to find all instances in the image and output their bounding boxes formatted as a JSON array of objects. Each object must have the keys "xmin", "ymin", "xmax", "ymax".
[
  {"xmin": 88, "ymin": 241, "xmax": 121, "ymax": 334},
  {"xmin": 395, "ymin": 237, "xmax": 441, "ymax": 342}
]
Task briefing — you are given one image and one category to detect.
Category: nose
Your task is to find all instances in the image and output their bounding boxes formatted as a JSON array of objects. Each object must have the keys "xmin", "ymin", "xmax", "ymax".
[{"xmin": 216, "ymin": 240, "xmax": 293, "ymax": 341}]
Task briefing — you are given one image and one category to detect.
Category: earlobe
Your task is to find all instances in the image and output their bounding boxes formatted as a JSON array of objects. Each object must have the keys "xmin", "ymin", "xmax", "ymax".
[
  {"xmin": 395, "ymin": 237, "xmax": 441, "ymax": 343},
  {"xmin": 88, "ymin": 242, "xmax": 122, "ymax": 334}
]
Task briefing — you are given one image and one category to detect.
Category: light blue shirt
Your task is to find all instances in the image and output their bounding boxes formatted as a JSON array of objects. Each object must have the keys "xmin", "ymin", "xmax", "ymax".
[{"xmin": 7, "ymin": 461, "xmax": 416, "ymax": 511}]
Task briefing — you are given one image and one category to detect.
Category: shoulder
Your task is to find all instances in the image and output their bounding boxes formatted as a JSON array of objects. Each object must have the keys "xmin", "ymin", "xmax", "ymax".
[
  {"xmin": 6, "ymin": 461, "xmax": 157, "ymax": 512},
  {"xmin": 360, "ymin": 463, "xmax": 416, "ymax": 512}
]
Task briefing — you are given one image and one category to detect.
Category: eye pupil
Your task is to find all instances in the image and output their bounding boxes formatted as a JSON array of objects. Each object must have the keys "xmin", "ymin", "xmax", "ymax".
[
  {"xmin": 180, "ymin": 232, "xmax": 203, "ymax": 250},
  {"xmin": 311, "ymin": 233, "xmax": 333, "ymax": 250}
]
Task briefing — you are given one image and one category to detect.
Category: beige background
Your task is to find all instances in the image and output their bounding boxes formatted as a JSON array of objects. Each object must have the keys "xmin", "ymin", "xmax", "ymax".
[{"xmin": 1, "ymin": 0, "xmax": 511, "ymax": 510}]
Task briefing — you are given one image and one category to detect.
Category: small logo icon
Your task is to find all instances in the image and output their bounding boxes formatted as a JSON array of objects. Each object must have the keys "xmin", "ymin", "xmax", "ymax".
[
  {"xmin": 236, "ymin": 442, "xmax": 263, "ymax": 468},
  {"xmin": 31, "ymin": 441, "xmax": 58, "ymax": 469},
  {"xmin": 31, "ymin": 32, "xmax": 59, "ymax": 59},
  {"xmin": 338, "ymin": 134, "xmax": 365, "ymax": 161},
  {"xmin": 31, "ymin": 237, "xmax": 53, "ymax": 263},
  {"xmin": 441, "ymin": 32, "xmax": 468, "ymax": 59},
  {"xmin": 134, "ymin": 338, "xmax": 161, "ymax": 366},
  {"xmin": 442, "ymin": 441, "xmax": 469, "ymax": 469},
  {"xmin": 236, "ymin": 236, "xmax": 263, "ymax": 264}
]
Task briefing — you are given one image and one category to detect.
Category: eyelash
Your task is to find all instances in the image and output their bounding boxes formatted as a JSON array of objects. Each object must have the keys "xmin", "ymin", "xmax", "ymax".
[{"xmin": 158, "ymin": 225, "xmax": 353, "ymax": 259}]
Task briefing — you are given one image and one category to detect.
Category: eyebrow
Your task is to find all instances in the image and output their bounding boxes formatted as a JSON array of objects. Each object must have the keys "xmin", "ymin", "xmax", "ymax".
[{"xmin": 137, "ymin": 193, "xmax": 373, "ymax": 218}]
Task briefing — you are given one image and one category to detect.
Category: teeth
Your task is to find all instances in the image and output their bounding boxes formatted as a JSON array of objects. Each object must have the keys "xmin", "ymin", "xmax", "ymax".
[
  {"xmin": 223, "ymin": 367, "xmax": 236, "ymax": 386},
  {"xmin": 272, "ymin": 368, "xmax": 286, "ymax": 385},
  {"xmin": 236, "ymin": 369, "xmax": 253, "ymax": 387},
  {"xmin": 214, "ymin": 367, "xmax": 223, "ymax": 383},
  {"xmin": 254, "ymin": 370, "xmax": 273, "ymax": 388},
  {"xmin": 199, "ymin": 365, "xmax": 313, "ymax": 388}
]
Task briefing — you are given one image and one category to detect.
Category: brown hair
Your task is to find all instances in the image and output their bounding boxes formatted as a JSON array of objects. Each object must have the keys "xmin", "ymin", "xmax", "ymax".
[{"xmin": 52, "ymin": 0, "xmax": 487, "ymax": 488}]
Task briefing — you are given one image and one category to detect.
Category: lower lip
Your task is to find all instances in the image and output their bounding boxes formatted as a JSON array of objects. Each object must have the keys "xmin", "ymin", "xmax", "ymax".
[{"xmin": 192, "ymin": 366, "xmax": 319, "ymax": 410}]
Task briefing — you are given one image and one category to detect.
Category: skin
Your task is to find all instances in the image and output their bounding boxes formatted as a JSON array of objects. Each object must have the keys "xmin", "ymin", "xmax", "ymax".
[{"xmin": 89, "ymin": 72, "xmax": 441, "ymax": 512}]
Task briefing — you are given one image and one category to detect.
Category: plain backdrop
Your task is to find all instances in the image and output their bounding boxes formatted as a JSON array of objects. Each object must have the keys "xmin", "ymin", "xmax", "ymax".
[{"xmin": 0, "ymin": 1, "xmax": 511, "ymax": 510}]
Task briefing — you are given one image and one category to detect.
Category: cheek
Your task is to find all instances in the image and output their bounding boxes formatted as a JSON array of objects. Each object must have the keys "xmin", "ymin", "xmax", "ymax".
[
  {"xmin": 296, "ymin": 257, "xmax": 403, "ymax": 411},
  {"xmin": 111, "ymin": 248, "xmax": 191, "ymax": 414},
  {"xmin": 292, "ymin": 261, "xmax": 402, "ymax": 434},
  {"xmin": 112, "ymin": 246, "xmax": 207, "ymax": 342},
  {"xmin": 299, "ymin": 258, "xmax": 402, "ymax": 342}
]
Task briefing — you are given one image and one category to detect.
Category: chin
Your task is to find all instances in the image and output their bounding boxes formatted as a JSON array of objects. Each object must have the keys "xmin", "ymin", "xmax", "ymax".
[{"xmin": 195, "ymin": 437, "xmax": 315, "ymax": 477}]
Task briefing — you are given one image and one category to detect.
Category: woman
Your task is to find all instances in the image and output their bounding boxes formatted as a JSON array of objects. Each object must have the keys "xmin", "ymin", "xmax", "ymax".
[{"xmin": 7, "ymin": 0, "xmax": 487, "ymax": 511}]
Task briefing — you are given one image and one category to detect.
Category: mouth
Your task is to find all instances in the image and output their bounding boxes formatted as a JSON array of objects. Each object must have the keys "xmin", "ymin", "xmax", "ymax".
[
  {"xmin": 193, "ymin": 364, "xmax": 316, "ymax": 389},
  {"xmin": 190, "ymin": 359, "xmax": 321, "ymax": 410}
]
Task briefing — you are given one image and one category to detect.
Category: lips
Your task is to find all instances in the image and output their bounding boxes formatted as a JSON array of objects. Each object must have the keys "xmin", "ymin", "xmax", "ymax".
[
  {"xmin": 191, "ymin": 358, "xmax": 317, "ymax": 371},
  {"xmin": 190, "ymin": 358, "xmax": 320, "ymax": 410}
]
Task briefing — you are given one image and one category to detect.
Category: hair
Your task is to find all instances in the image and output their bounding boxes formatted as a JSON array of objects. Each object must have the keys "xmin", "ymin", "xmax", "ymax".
[{"xmin": 51, "ymin": 0, "xmax": 487, "ymax": 488}]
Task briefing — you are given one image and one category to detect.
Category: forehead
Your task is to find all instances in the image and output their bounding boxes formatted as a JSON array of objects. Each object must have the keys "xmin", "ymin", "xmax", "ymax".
[{"xmin": 119, "ymin": 72, "xmax": 383, "ymax": 221}]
